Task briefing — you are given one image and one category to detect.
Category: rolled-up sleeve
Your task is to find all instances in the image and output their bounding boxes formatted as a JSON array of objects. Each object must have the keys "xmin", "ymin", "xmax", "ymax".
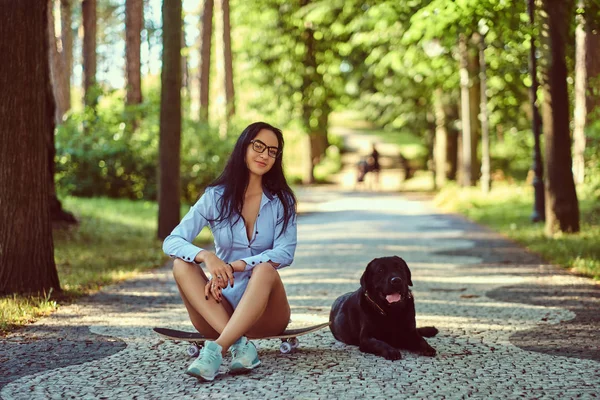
[
  {"xmin": 241, "ymin": 200, "xmax": 297, "ymax": 271},
  {"xmin": 162, "ymin": 188, "xmax": 214, "ymax": 264}
]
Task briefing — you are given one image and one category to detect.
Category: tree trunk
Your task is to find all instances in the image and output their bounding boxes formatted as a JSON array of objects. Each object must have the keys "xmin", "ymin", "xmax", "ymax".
[
  {"xmin": 433, "ymin": 88, "xmax": 448, "ymax": 188},
  {"xmin": 48, "ymin": 0, "xmax": 69, "ymax": 124},
  {"xmin": 82, "ymin": 0, "xmax": 97, "ymax": 109},
  {"xmin": 48, "ymin": 0, "xmax": 77, "ymax": 224},
  {"xmin": 60, "ymin": 0, "xmax": 72, "ymax": 112},
  {"xmin": 458, "ymin": 33, "xmax": 472, "ymax": 187},
  {"xmin": 126, "ymin": 0, "xmax": 143, "ymax": 131},
  {"xmin": 198, "ymin": 0, "xmax": 213, "ymax": 122},
  {"xmin": 479, "ymin": 33, "xmax": 491, "ymax": 193},
  {"xmin": 222, "ymin": 0, "xmax": 235, "ymax": 119},
  {"xmin": 468, "ymin": 34, "xmax": 481, "ymax": 185},
  {"xmin": 158, "ymin": 0, "xmax": 182, "ymax": 240},
  {"xmin": 540, "ymin": 0, "xmax": 580, "ymax": 235},
  {"xmin": 573, "ymin": 0, "xmax": 600, "ymax": 184},
  {"xmin": 0, "ymin": 1, "xmax": 61, "ymax": 295}
]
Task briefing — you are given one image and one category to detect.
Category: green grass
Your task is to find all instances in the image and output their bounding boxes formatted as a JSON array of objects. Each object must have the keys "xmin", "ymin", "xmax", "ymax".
[
  {"xmin": 0, "ymin": 197, "xmax": 213, "ymax": 334},
  {"xmin": 435, "ymin": 183, "xmax": 600, "ymax": 280}
]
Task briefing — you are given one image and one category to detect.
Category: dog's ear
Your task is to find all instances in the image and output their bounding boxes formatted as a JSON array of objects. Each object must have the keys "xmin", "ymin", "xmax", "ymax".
[
  {"xmin": 394, "ymin": 256, "xmax": 412, "ymax": 286},
  {"xmin": 360, "ymin": 260, "xmax": 375, "ymax": 290}
]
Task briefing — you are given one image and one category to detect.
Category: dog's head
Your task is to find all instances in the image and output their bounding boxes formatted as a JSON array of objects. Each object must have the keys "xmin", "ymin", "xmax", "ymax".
[{"xmin": 360, "ymin": 256, "xmax": 413, "ymax": 309}]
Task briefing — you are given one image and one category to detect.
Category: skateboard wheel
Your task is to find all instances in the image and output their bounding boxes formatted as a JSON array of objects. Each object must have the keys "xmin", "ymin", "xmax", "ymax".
[
  {"xmin": 288, "ymin": 337, "xmax": 299, "ymax": 349},
  {"xmin": 280, "ymin": 341, "xmax": 293, "ymax": 354},
  {"xmin": 187, "ymin": 344, "xmax": 200, "ymax": 358}
]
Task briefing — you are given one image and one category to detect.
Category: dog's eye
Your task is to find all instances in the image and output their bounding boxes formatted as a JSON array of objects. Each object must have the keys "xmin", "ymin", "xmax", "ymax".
[{"xmin": 377, "ymin": 268, "xmax": 384, "ymax": 274}]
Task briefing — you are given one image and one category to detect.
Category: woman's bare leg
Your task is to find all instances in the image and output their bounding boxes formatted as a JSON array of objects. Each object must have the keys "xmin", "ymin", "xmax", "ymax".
[
  {"xmin": 172, "ymin": 259, "xmax": 233, "ymax": 338},
  {"xmin": 215, "ymin": 263, "xmax": 290, "ymax": 351}
]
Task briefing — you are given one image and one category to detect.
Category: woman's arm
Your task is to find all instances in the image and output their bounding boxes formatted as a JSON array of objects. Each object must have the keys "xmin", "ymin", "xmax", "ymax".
[{"xmin": 162, "ymin": 188, "xmax": 213, "ymax": 263}]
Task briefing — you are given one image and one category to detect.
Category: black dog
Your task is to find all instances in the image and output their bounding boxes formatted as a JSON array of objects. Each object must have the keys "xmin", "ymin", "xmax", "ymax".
[{"xmin": 329, "ymin": 256, "xmax": 438, "ymax": 360}]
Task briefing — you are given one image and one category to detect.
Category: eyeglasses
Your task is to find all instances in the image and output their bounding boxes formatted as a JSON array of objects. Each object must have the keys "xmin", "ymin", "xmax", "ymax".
[{"xmin": 250, "ymin": 139, "xmax": 280, "ymax": 158}]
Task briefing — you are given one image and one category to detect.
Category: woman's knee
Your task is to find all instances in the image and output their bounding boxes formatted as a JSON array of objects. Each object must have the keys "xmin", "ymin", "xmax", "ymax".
[{"xmin": 251, "ymin": 262, "xmax": 278, "ymax": 282}]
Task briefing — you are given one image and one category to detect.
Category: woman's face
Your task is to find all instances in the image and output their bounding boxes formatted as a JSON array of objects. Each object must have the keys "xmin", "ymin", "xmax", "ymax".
[{"xmin": 245, "ymin": 129, "xmax": 280, "ymax": 177}]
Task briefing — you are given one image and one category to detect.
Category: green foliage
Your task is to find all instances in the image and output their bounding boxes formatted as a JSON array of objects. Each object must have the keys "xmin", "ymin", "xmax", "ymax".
[{"xmin": 55, "ymin": 86, "xmax": 237, "ymax": 203}]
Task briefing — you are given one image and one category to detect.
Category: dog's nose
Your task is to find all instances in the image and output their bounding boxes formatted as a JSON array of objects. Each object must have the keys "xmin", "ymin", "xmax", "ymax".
[{"xmin": 390, "ymin": 277, "xmax": 403, "ymax": 287}]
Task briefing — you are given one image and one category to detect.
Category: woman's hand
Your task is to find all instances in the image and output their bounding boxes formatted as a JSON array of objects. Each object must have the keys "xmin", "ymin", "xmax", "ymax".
[{"xmin": 200, "ymin": 252, "xmax": 234, "ymax": 301}]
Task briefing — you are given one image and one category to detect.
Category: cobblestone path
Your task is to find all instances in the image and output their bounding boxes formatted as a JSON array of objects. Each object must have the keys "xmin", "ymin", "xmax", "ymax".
[{"xmin": 1, "ymin": 188, "xmax": 598, "ymax": 399}]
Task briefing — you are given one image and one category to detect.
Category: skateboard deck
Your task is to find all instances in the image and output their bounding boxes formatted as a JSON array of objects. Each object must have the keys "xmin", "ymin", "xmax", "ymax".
[{"xmin": 154, "ymin": 322, "xmax": 330, "ymax": 356}]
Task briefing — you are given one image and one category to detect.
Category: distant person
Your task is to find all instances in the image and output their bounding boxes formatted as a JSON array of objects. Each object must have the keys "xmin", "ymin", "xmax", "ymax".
[
  {"xmin": 163, "ymin": 122, "xmax": 297, "ymax": 382},
  {"xmin": 368, "ymin": 143, "xmax": 381, "ymax": 189}
]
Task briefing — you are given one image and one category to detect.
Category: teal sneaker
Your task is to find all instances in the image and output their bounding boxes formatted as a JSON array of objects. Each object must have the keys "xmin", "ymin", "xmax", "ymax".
[
  {"xmin": 185, "ymin": 341, "xmax": 223, "ymax": 381},
  {"xmin": 229, "ymin": 336, "xmax": 261, "ymax": 374}
]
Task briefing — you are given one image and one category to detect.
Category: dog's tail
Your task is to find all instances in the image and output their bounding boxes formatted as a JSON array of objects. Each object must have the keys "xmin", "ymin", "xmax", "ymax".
[{"xmin": 417, "ymin": 326, "xmax": 438, "ymax": 337}]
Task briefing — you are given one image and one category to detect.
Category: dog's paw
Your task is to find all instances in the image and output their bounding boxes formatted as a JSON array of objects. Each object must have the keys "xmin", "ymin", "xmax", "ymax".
[
  {"xmin": 384, "ymin": 349, "xmax": 403, "ymax": 361},
  {"xmin": 420, "ymin": 345, "xmax": 436, "ymax": 357}
]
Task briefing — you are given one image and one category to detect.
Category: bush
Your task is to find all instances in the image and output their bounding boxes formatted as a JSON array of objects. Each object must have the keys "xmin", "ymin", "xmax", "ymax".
[{"xmin": 55, "ymin": 87, "xmax": 238, "ymax": 203}]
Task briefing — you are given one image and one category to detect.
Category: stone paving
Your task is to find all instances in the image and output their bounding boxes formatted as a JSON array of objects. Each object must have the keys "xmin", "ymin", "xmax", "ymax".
[{"xmin": 1, "ymin": 187, "xmax": 600, "ymax": 399}]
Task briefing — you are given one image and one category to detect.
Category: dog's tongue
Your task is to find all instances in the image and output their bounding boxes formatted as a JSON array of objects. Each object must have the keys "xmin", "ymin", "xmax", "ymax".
[{"xmin": 386, "ymin": 293, "xmax": 402, "ymax": 303}]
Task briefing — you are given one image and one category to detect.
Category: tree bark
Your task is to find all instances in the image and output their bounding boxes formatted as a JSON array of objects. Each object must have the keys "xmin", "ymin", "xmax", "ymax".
[
  {"xmin": 458, "ymin": 33, "xmax": 473, "ymax": 187},
  {"xmin": 540, "ymin": 0, "xmax": 580, "ymax": 235},
  {"xmin": 222, "ymin": 0, "xmax": 235, "ymax": 119},
  {"xmin": 0, "ymin": 1, "xmax": 61, "ymax": 295},
  {"xmin": 158, "ymin": 0, "xmax": 182, "ymax": 240},
  {"xmin": 82, "ymin": 0, "xmax": 97, "ymax": 109},
  {"xmin": 126, "ymin": 0, "xmax": 143, "ymax": 114},
  {"xmin": 60, "ymin": 0, "xmax": 72, "ymax": 111},
  {"xmin": 573, "ymin": 0, "xmax": 600, "ymax": 184},
  {"xmin": 199, "ymin": 0, "xmax": 213, "ymax": 122}
]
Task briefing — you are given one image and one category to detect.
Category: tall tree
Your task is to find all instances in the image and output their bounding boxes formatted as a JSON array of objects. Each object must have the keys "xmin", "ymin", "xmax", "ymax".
[
  {"xmin": 458, "ymin": 33, "xmax": 473, "ymax": 187},
  {"xmin": 573, "ymin": 0, "xmax": 600, "ymax": 184},
  {"xmin": 468, "ymin": 33, "xmax": 481, "ymax": 185},
  {"xmin": 433, "ymin": 88, "xmax": 448, "ymax": 188},
  {"xmin": 82, "ymin": 0, "xmax": 97, "ymax": 109},
  {"xmin": 479, "ymin": 31, "xmax": 491, "ymax": 193},
  {"xmin": 48, "ymin": 0, "xmax": 69, "ymax": 124},
  {"xmin": 222, "ymin": 0, "xmax": 235, "ymax": 119},
  {"xmin": 199, "ymin": 0, "xmax": 213, "ymax": 122},
  {"xmin": 540, "ymin": 0, "xmax": 580, "ymax": 235},
  {"xmin": 157, "ymin": 0, "xmax": 182, "ymax": 240},
  {"xmin": 48, "ymin": 0, "xmax": 77, "ymax": 224},
  {"xmin": 126, "ymin": 0, "xmax": 143, "ymax": 131},
  {"xmin": 0, "ymin": 1, "xmax": 61, "ymax": 295}
]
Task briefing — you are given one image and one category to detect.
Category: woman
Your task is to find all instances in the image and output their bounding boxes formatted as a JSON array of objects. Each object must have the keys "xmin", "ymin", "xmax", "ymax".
[{"xmin": 163, "ymin": 122, "xmax": 297, "ymax": 382}]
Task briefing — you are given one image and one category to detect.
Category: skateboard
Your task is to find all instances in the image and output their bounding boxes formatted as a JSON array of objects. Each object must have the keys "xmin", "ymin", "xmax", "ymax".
[{"xmin": 153, "ymin": 322, "xmax": 330, "ymax": 357}]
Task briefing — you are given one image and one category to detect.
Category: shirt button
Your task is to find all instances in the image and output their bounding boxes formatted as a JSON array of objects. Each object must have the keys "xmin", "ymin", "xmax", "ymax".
[
  {"xmin": 255, "ymin": 231, "xmax": 258, "ymax": 235},
  {"xmin": 252, "ymin": 262, "xmax": 255, "ymax": 265},
  {"xmin": 248, "ymin": 245, "xmax": 251, "ymax": 248}
]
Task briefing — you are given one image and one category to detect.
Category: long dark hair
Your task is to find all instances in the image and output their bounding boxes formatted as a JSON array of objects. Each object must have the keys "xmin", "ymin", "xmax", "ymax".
[{"xmin": 207, "ymin": 122, "xmax": 297, "ymax": 236}]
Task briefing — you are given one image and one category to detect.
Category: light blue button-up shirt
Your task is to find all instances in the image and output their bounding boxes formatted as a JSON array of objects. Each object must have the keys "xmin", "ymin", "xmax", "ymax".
[{"xmin": 163, "ymin": 185, "xmax": 297, "ymax": 308}]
